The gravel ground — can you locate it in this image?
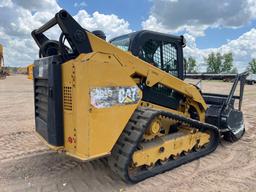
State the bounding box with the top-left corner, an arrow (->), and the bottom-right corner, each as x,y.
0,75 -> 255,192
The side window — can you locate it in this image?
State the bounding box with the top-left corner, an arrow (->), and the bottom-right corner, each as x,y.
110,35 -> 130,51
162,43 -> 178,76
138,39 -> 161,67
138,39 -> 178,77
153,47 -> 161,68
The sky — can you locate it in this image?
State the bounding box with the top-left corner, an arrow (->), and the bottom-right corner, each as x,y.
0,0 -> 256,72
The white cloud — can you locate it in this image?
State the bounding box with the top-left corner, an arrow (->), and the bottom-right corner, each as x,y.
0,0 -> 61,66
142,15 -> 208,37
74,10 -> 132,40
143,0 -> 256,72
143,0 -> 256,37
184,28 -> 256,72
0,0 -> 132,67
12,0 -> 60,12
0,0 -> 13,8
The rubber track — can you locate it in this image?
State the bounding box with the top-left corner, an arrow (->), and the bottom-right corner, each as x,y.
108,107 -> 220,183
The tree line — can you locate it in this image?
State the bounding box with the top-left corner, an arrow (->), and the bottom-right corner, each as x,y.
185,52 -> 256,74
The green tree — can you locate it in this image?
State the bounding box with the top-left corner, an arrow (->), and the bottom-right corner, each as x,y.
216,53 -> 222,73
222,52 -> 233,73
207,52 -> 222,73
248,59 -> 256,74
230,67 -> 238,74
186,56 -> 197,73
206,52 -> 234,73
206,52 -> 215,73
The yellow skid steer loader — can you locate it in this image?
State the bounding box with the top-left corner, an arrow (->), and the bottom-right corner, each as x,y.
31,10 -> 248,183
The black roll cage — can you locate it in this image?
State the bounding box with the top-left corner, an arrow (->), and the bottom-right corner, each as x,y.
110,31 -> 186,80
31,9 -> 92,59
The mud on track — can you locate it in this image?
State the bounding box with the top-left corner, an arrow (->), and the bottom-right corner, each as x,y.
0,75 -> 256,192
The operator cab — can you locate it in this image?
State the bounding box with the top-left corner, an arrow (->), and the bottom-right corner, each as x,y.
110,30 -> 186,80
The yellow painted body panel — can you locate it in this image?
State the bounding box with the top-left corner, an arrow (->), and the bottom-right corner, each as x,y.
27,64 -> 34,80
62,53 -> 141,160
0,44 -> 3,56
133,129 -> 210,166
0,44 -> 3,59
0,44 -> 3,68
86,32 -> 207,111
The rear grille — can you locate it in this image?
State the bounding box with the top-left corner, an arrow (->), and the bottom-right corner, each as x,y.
33,55 -> 64,146
63,86 -> 72,111
35,79 -> 48,122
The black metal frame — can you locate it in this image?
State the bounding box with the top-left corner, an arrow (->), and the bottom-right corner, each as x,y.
225,71 -> 248,111
31,9 -> 92,59
204,71 -> 248,111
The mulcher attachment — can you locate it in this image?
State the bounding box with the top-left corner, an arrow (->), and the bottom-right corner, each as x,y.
204,71 -> 249,142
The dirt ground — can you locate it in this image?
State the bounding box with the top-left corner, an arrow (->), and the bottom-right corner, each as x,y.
0,75 -> 256,192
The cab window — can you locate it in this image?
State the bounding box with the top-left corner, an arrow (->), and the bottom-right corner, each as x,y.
162,42 -> 178,77
110,35 -> 130,51
138,39 -> 178,77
